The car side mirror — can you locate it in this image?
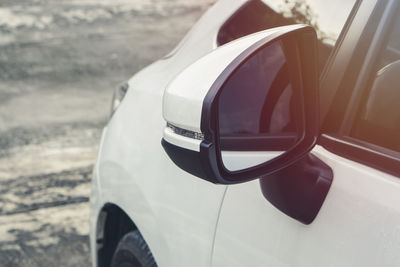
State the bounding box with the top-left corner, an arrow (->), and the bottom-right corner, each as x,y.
162,25 -> 319,184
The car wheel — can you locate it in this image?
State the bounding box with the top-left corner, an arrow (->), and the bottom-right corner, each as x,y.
110,230 -> 157,267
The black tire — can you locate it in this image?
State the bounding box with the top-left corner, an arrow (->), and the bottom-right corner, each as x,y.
110,230 -> 157,267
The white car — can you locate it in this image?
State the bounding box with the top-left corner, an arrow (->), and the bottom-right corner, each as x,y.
90,0 -> 400,266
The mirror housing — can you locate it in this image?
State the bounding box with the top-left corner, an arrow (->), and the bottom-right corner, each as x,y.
162,25 -> 319,184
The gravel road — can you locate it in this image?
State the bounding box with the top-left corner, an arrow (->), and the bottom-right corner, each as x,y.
0,0 -> 215,265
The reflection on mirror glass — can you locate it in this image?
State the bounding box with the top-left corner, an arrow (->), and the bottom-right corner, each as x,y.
350,14 -> 400,152
218,40 -> 304,172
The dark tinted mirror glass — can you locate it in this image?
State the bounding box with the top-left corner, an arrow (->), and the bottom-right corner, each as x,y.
218,39 -> 304,172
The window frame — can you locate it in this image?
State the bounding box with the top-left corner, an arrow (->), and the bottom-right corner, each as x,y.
320,0 -> 400,177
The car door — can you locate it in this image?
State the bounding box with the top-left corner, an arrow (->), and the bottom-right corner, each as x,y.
211,0 -> 400,266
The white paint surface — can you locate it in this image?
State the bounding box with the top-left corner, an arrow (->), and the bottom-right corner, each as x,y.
212,145 -> 400,267
221,151 -> 283,171
91,0 -> 400,267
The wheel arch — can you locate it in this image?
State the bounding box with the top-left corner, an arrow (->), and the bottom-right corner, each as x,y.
95,203 -> 138,267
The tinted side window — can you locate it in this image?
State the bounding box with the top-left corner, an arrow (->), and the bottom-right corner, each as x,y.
217,0 -> 290,46
350,16 -> 400,152
217,0 -> 356,72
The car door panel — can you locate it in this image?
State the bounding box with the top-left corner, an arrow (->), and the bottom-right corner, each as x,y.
211,145 -> 400,267
211,0 -> 400,266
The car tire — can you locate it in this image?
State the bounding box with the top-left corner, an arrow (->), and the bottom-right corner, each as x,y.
110,230 -> 157,267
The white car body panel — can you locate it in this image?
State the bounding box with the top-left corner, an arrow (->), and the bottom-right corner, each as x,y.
90,0 -> 400,266
90,0 -> 249,266
212,145 -> 400,267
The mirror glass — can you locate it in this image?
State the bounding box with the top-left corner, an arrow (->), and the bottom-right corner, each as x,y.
218,39 -> 304,172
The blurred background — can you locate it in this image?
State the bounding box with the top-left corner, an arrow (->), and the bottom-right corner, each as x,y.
0,0 -> 215,265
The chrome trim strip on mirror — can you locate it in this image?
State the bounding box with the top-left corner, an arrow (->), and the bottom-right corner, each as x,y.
167,123 -> 205,140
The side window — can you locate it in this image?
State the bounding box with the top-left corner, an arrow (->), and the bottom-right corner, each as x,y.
350,15 -> 400,152
217,0 -> 357,72
217,0 -> 290,46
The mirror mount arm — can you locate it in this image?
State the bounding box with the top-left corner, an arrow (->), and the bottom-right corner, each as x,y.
260,153 -> 333,224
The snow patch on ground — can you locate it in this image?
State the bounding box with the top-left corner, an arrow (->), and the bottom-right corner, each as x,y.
0,8 -> 53,30
0,0 -> 216,32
